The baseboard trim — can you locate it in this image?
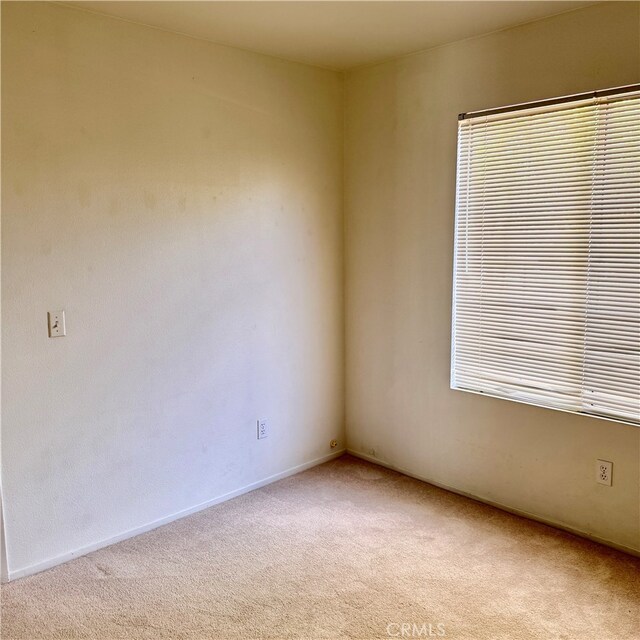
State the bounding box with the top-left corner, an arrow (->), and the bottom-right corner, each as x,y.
7,449 -> 345,582
347,449 -> 640,558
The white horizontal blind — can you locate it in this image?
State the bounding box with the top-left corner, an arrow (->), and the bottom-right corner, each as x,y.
452,87 -> 640,425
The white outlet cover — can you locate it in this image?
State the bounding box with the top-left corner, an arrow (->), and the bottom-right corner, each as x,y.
257,420 -> 268,440
596,459 -> 612,486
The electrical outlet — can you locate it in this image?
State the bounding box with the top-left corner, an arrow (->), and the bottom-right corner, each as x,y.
257,420 -> 268,440
48,310 -> 66,337
596,459 -> 612,486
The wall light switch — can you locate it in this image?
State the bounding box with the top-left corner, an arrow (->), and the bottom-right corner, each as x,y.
48,310 -> 66,337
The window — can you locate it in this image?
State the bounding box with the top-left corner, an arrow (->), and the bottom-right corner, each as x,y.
451,85 -> 640,425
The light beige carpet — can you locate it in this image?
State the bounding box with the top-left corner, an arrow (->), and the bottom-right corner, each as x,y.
2,455 -> 639,639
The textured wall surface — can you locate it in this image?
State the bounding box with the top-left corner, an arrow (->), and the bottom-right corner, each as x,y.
2,0 -> 639,580
345,2 -> 640,551
1,1 -> 344,575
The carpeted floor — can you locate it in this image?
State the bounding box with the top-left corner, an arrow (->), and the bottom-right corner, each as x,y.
2,455 -> 639,639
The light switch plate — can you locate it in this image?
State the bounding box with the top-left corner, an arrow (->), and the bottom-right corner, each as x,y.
48,310 -> 66,337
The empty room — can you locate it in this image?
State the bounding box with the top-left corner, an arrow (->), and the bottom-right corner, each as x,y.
1,1 -> 639,638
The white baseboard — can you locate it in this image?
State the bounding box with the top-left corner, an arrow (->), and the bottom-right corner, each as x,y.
347,448 -> 640,558
1,493 -> 9,583
7,449 -> 345,582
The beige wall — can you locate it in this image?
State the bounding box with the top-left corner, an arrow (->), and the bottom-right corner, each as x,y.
345,2 -> 640,552
1,2 -> 344,576
2,0 -> 639,580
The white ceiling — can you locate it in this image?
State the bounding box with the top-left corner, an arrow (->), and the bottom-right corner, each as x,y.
65,1 -> 597,70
